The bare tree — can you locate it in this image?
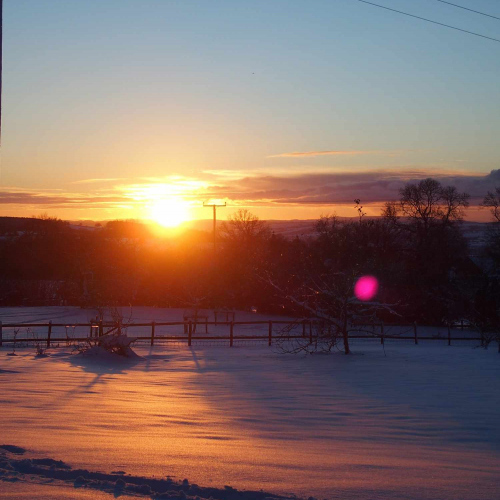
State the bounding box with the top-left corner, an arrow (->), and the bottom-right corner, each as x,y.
218,209 -> 272,309
481,187 -> 500,269
441,185 -> 470,224
382,179 -> 470,322
75,306 -> 137,358
381,201 -> 399,223
398,178 -> 469,227
219,209 -> 270,245
265,210 -> 400,355
108,305 -> 134,334
266,270 -> 398,355
483,187 -> 500,222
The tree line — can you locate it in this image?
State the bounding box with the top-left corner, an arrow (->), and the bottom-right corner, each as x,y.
0,178 -> 500,342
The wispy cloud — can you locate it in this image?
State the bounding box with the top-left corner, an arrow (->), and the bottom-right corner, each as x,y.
201,169 -> 259,180
196,168 -> 500,206
267,150 -> 406,158
72,177 -> 130,184
2,168 -> 498,217
0,189 -> 130,209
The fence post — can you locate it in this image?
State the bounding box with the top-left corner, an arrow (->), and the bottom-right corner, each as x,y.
413,321 -> 418,345
268,321 -> 272,347
188,321 -> 192,347
380,323 -> 384,345
98,320 -> 103,337
309,321 -> 313,344
151,321 -> 155,347
0,321 -> 2,348
447,323 -> 451,346
230,322 -> 234,347
47,321 -> 52,349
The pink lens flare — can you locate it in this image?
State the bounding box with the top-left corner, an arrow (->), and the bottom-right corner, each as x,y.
354,275 -> 379,301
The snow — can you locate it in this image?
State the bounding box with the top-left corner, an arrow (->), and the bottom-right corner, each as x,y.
0,306 -> 295,343
0,306 -> 281,325
0,445 -> 285,500
0,306 -> 481,344
0,307 -> 499,499
0,482 -> 139,500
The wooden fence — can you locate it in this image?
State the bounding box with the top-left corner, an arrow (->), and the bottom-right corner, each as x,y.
0,319 -> 486,349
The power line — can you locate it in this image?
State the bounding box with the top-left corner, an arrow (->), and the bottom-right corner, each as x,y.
355,0 -> 500,43
435,1 -> 500,21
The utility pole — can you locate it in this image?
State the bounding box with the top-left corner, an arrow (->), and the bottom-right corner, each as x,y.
203,201 -> 226,253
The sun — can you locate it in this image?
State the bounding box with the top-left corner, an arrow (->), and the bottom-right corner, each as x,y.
149,198 -> 190,228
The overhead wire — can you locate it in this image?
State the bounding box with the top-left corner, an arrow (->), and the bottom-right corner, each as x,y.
435,1 -> 500,21
355,0 -> 500,43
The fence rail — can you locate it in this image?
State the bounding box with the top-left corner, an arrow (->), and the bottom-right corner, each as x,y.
0,319 -> 487,348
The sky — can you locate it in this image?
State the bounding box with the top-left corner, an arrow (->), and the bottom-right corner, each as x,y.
1,0 -> 500,223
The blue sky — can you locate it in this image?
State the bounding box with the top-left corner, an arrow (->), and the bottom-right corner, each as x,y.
2,0 -> 500,221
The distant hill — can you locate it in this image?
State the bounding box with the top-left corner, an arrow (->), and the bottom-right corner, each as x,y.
183,218 -> 319,238
182,218 -> 491,257
0,216 -> 69,234
0,216 -> 491,255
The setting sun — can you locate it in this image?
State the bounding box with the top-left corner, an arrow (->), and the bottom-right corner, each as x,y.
149,198 -> 190,227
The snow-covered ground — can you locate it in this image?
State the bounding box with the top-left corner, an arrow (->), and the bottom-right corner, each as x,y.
0,306 -> 480,343
0,306 -> 279,326
1,308 -> 499,499
0,306 -> 298,342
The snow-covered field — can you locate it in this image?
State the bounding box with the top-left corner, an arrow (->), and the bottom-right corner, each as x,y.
0,306 -> 298,342
1,307 -> 499,499
0,306 -> 480,343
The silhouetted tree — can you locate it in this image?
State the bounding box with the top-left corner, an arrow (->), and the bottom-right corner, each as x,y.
480,186 -> 500,271
382,179 -> 471,322
217,210 -> 271,309
264,208 -> 400,353
219,209 -> 271,246
483,187 -> 500,222
398,178 -> 469,229
471,278 -> 500,350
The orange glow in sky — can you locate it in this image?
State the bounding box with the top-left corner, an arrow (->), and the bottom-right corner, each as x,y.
1,1 -> 499,224
149,198 -> 191,227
